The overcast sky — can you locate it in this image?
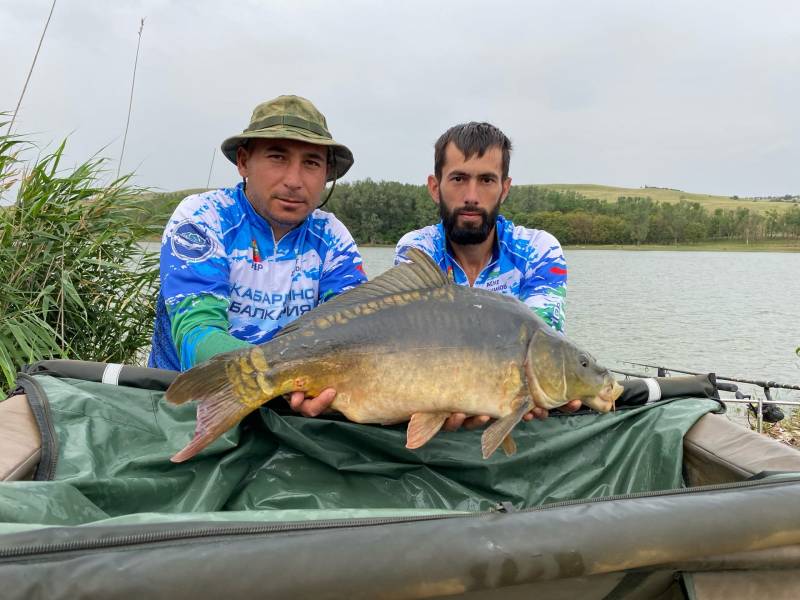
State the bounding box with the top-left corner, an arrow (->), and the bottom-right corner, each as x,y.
2,0 -> 799,197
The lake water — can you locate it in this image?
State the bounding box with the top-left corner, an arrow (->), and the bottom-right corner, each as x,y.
360,246 -> 800,405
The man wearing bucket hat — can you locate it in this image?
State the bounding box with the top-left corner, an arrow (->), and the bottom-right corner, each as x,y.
149,95 -> 366,415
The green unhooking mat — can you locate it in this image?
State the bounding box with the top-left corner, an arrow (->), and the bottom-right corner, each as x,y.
0,370 -> 722,527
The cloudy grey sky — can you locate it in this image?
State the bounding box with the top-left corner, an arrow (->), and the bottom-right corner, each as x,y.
2,0 -> 799,197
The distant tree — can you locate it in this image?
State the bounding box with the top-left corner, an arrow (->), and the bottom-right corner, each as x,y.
589,214 -> 624,244
523,211 -> 574,244
765,209 -> 781,239
617,197 -> 653,245
564,211 -> 593,244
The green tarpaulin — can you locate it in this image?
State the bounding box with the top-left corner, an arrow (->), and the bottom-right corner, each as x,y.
0,372 -> 721,527
4,368 -> 800,600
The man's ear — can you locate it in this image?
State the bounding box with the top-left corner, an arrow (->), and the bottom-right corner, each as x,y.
236,145 -> 250,178
500,177 -> 512,203
427,175 -> 440,204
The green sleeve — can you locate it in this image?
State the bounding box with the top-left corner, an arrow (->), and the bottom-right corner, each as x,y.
167,294 -> 252,370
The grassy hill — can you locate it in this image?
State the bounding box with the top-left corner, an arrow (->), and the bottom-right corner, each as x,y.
536,184 -> 796,213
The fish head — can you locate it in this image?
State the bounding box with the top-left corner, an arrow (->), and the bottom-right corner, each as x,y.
525,328 -> 623,413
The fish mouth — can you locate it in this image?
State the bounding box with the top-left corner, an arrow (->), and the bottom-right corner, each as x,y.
586,380 -> 624,413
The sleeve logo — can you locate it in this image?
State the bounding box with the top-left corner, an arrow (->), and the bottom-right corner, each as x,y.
171,220 -> 215,262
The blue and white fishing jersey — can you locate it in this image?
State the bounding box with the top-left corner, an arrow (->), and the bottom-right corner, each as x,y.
149,183 -> 367,371
395,215 -> 567,332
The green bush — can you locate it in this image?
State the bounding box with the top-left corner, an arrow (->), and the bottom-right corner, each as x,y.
0,124 -> 165,389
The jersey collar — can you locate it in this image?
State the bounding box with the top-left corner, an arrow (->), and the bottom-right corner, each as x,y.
437,216 -> 504,285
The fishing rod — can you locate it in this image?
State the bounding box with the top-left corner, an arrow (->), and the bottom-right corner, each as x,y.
622,362 -> 800,392
616,361 -> 800,431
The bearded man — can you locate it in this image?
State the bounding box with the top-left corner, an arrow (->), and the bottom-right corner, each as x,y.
395,122 -> 576,429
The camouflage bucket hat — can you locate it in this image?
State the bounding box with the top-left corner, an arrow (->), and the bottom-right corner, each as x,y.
221,95 -> 354,182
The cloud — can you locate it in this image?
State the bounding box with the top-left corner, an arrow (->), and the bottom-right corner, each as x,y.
2,0 -> 798,196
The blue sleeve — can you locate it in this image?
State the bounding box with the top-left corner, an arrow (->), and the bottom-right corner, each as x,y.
161,196 -> 231,306
318,221 -> 368,302
394,239 -> 413,265
394,229 -> 439,266
519,235 -> 567,332
168,294 -> 252,370
159,194 -> 235,363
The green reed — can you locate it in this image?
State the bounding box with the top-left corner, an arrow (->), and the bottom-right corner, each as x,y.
0,123 -> 167,388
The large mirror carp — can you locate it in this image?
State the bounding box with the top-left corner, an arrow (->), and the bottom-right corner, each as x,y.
168,249 -> 622,462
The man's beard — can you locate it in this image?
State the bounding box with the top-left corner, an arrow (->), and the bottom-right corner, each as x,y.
439,193 -> 501,245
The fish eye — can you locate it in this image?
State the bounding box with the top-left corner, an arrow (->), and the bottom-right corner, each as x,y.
579,354 -> 589,368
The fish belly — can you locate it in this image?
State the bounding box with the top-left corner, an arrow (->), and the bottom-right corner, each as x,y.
324,347 -> 527,424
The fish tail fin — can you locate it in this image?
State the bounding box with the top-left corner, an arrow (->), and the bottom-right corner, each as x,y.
166,354 -> 233,406
481,396 -> 534,459
167,351 -> 270,463
170,393 -> 256,463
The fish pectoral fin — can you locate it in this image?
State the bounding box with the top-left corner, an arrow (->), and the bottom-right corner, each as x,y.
481,397 -> 533,459
406,412 -> 450,450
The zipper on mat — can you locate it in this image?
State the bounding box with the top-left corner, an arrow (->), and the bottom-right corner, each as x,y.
15,373 -> 58,481
2,474 -> 798,560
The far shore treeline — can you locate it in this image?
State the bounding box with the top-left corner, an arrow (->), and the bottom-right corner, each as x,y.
149,181 -> 800,247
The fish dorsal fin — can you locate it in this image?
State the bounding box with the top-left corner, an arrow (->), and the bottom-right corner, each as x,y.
274,248 -> 450,338
349,247 -> 449,296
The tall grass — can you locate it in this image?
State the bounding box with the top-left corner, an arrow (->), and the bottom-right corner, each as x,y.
0,123 -> 166,389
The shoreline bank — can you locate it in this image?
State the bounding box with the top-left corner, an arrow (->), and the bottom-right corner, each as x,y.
140,240 -> 800,252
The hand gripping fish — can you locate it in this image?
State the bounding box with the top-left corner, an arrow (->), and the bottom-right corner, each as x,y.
167,249 -> 623,462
